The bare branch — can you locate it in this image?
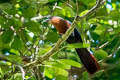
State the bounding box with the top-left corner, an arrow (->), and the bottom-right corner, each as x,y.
17,65 -> 26,80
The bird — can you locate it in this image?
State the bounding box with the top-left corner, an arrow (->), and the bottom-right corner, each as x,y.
47,16 -> 100,74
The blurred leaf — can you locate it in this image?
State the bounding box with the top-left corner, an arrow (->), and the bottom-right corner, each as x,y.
24,0 -> 36,4
14,19 -> 22,30
82,72 -> 90,80
44,66 -> 68,79
11,35 -> 24,51
44,66 -> 54,79
79,10 -> 88,16
94,49 -> 108,60
82,21 -> 90,29
0,3 -> 12,10
45,61 -> 71,69
115,49 -> 120,59
20,29 -> 32,43
25,21 -> 42,35
39,6 -> 50,15
7,55 -> 22,64
0,61 -> 11,74
9,49 -> 20,55
14,73 -> 22,80
46,31 -> 59,42
96,7 -> 108,17
22,6 -> 37,18
39,45 -> 52,55
90,31 -> 100,40
109,10 -> 120,20
81,0 -> 96,5
94,25 -> 106,35
66,43 -> 90,49
59,59 -> 81,68
56,75 -> 68,80
1,29 -> 14,43
8,19 -> 22,30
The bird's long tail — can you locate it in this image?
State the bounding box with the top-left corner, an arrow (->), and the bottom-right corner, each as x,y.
75,48 -> 100,74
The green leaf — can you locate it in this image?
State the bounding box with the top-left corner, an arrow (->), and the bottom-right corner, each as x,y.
90,31 -> 100,40
6,55 -> 22,64
44,66 -> 54,79
0,17 -> 7,28
39,45 -> 52,55
96,7 -> 108,17
94,25 -> 106,36
24,0 -> 36,4
7,19 -> 22,30
0,3 -> 12,10
81,0 -> 96,5
37,0 -> 49,4
46,31 -> 59,42
109,10 -> 120,20
82,22 -> 90,29
45,60 -> 71,69
59,59 -> 81,68
25,21 -> 42,35
11,35 -> 24,51
39,6 -> 50,15
66,43 -> 90,49
20,29 -> 32,43
44,66 -> 68,79
79,10 -> 89,16
22,6 -> 37,18
0,61 -> 11,74
1,29 -> 14,43
14,73 -> 22,80
14,19 -> 22,30
9,49 -> 20,55
94,49 -> 108,60
56,75 -> 68,80
82,72 -> 90,80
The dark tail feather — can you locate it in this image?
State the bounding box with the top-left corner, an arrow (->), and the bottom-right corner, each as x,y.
75,48 -> 100,74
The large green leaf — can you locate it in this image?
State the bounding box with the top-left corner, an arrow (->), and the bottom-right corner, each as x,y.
25,21 -> 42,35
1,29 -> 14,43
109,10 -> 120,20
20,29 -> 32,43
6,55 -> 22,64
46,31 -> 59,42
0,3 -> 12,10
44,66 -> 68,79
94,25 -> 106,36
22,6 -> 37,18
45,60 -> 71,69
11,35 -> 24,51
59,59 -> 81,68
94,49 -> 108,60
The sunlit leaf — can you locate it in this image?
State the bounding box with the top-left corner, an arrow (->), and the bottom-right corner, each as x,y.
59,59 -> 81,68
66,43 -> 90,49
94,49 -> 108,60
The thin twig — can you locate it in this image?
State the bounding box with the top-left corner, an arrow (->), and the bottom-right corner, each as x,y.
17,65 -> 25,80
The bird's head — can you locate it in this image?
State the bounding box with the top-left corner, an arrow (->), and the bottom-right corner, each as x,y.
45,16 -> 71,34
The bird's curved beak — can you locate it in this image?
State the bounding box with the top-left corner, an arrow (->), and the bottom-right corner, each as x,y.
43,15 -> 52,23
43,19 -> 51,23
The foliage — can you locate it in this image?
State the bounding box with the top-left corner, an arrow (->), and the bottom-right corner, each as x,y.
0,0 -> 120,80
